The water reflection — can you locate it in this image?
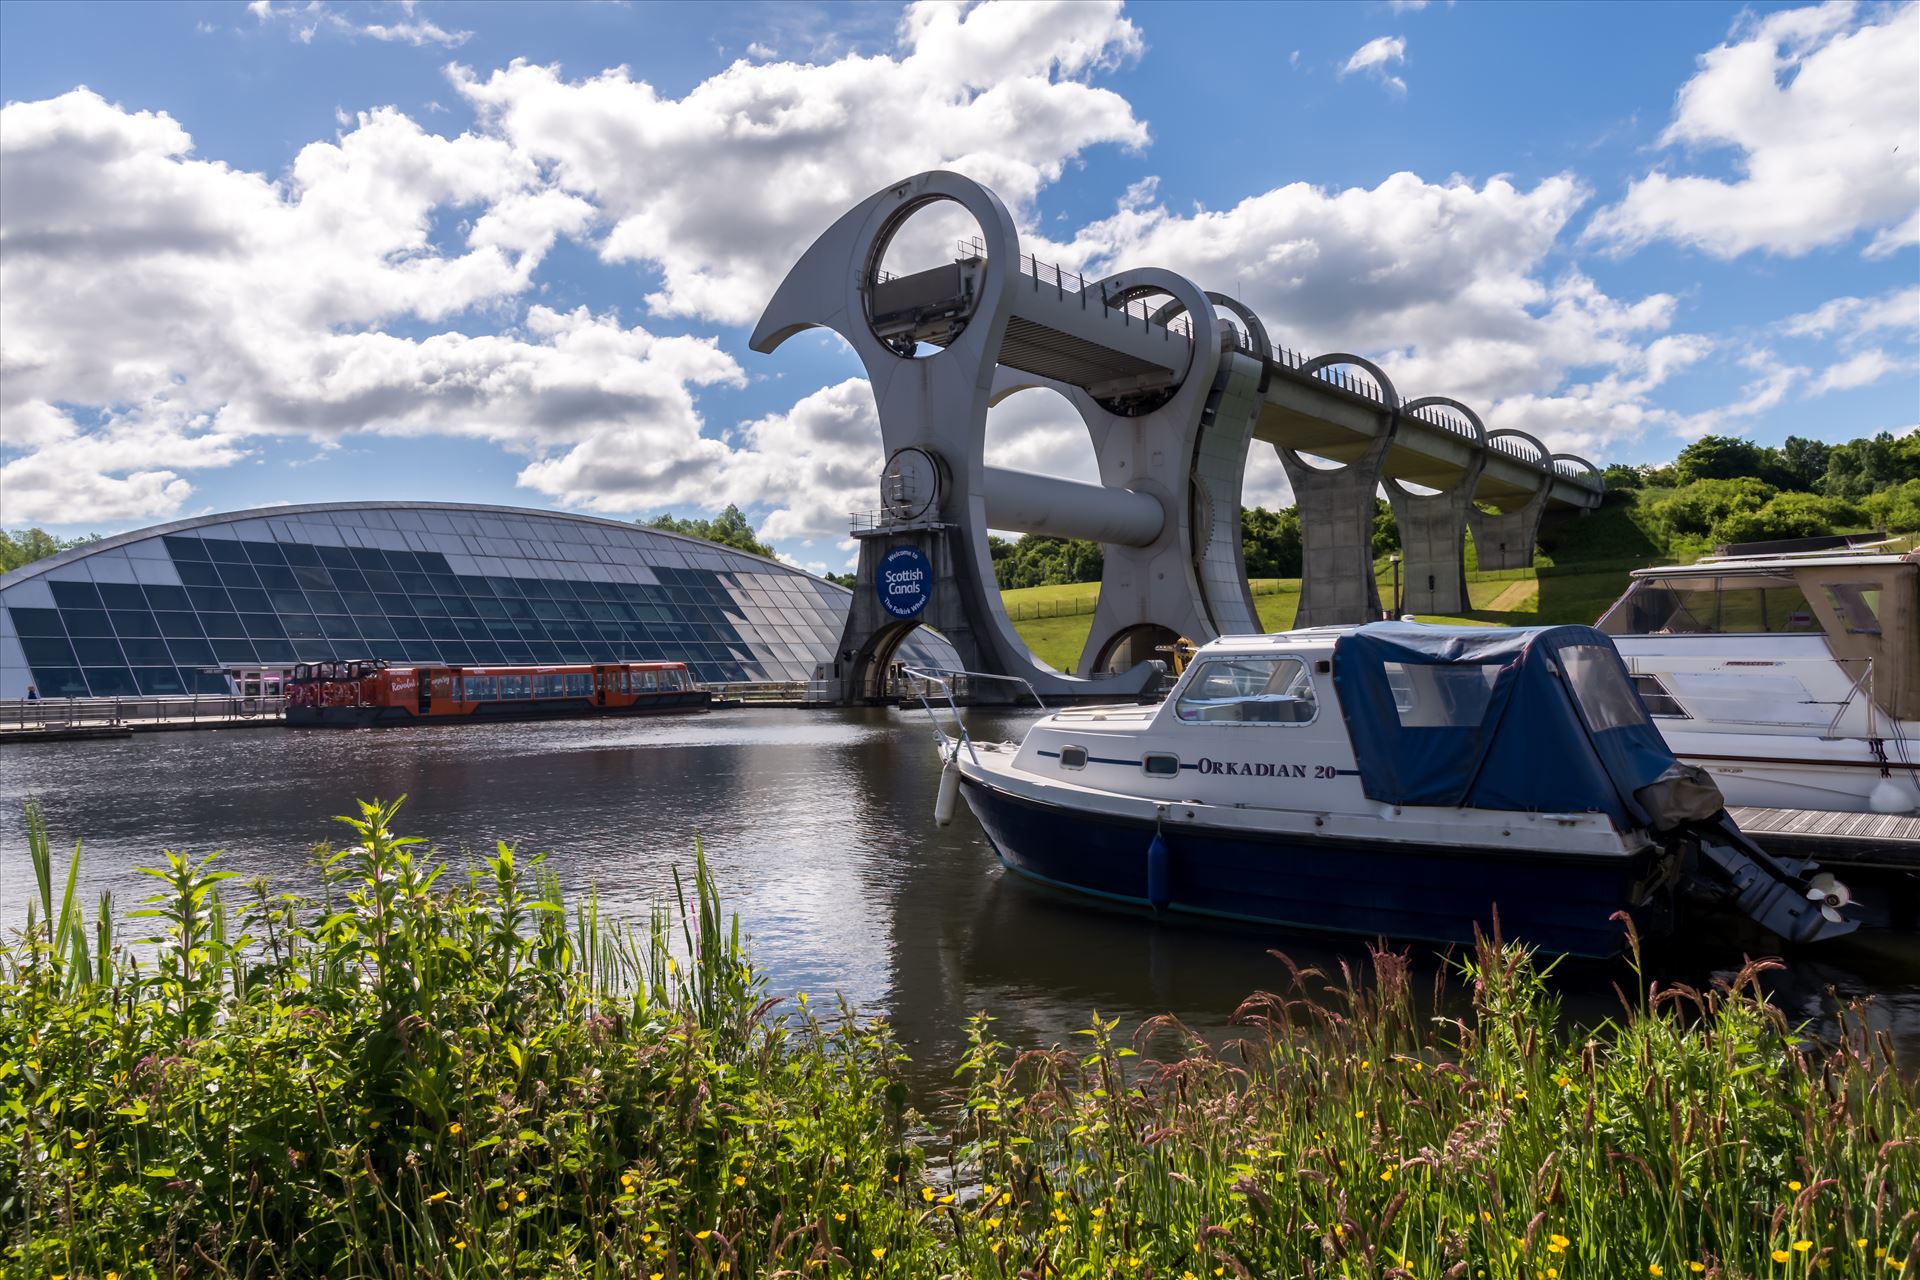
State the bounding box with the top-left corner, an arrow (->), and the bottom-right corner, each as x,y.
2,708 -> 1915,1091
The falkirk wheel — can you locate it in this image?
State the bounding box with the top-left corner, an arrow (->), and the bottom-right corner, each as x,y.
750,171 -> 1602,704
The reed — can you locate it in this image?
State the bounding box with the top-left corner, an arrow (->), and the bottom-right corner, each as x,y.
3,803 -> 1915,1278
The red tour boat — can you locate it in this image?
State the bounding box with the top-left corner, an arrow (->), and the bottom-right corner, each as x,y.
284,659 -> 710,727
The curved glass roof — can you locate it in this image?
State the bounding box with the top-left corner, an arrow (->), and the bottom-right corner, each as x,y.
0,502 -> 957,698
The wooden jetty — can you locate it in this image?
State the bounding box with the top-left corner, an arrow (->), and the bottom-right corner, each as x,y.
1729,805 -> 1920,870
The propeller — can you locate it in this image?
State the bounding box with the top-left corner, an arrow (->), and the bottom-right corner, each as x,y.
1805,872 -> 1854,924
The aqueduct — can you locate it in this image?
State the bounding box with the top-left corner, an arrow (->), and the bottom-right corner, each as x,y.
750,172 -> 1603,703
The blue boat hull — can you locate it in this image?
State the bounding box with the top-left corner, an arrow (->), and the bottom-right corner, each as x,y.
960,778 -> 1657,957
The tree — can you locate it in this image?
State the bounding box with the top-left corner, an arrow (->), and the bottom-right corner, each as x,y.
1777,436 -> 1832,491
1653,477 -> 1778,536
1710,492 -> 1862,545
1601,464 -> 1644,491
823,571 -> 857,588
643,504 -> 777,559
1240,506 -> 1302,578
987,535 -> 1103,588
1821,431 -> 1920,500
1673,435 -> 1794,488
1,528 -> 97,573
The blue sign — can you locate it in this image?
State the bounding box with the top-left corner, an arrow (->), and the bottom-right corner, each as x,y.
877,546 -> 932,619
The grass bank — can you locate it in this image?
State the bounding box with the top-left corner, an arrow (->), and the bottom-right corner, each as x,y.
6,802 -> 1916,1278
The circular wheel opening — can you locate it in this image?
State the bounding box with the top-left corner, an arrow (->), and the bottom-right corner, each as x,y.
864,198 -> 989,359
1095,623 -> 1183,675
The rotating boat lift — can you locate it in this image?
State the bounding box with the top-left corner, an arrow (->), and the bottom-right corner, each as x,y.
751,172 -> 1604,704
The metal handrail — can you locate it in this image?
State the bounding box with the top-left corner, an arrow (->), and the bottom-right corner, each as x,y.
900,665 -> 1046,768
2,694 -> 285,731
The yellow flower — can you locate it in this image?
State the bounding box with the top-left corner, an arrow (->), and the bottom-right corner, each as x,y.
652,1273 -> 664,1280
1549,1234 -> 1570,1253
428,1191 -> 449,1203
515,1190 -> 526,1204
1793,1242 -> 1811,1253
496,1199 -> 508,1211
454,1241 -> 466,1251
1788,1180 -> 1803,1192
1546,1270 -> 1558,1280
72,1139 -> 88,1150
921,1186 -> 935,1203
1774,1251 -> 1793,1263
733,1175 -> 746,1187
834,1212 -> 846,1222
696,1230 -> 712,1240
986,1217 -> 1001,1229
1554,1075 -> 1571,1088
1689,1266 -> 1705,1274
998,1193 -> 1012,1207
839,1182 -> 851,1193
107,1274 -> 118,1280
871,1247 -> 887,1260
1857,1241 -> 1869,1249
1650,1267 -> 1664,1277
1380,1168 -> 1394,1182
448,1122 -> 462,1135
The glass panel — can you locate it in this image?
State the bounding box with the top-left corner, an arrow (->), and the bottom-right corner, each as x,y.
280,614 -> 323,639
198,611 -> 245,637
27,667 -> 89,696
1380,661 -> 1502,728
133,667 -> 188,695
1558,644 -> 1649,732
9,607 -> 67,636
25,637 -> 86,666
279,542 -> 323,566
242,540 -> 286,564
241,614 -> 288,639
293,640 -> 336,661
363,569 -> 402,595
204,539 -> 250,564
162,534 -> 209,561
349,547 -> 390,571
175,560 -> 224,587
188,669 -> 235,693
118,637 -> 173,665
354,615 -> 397,640
212,639 -> 259,663
214,561 -> 262,590
255,564 -> 301,591
1825,583 -> 1883,635
267,589 -> 312,614
143,584 -> 192,611
49,581 -> 103,610
166,638 -> 216,665
82,667 -> 139,695
108,610 -> 162,637
340,590 -> 380,614
320,616 -> 361,641
293,564 -> 333,592
1175,657 -> 1318,724
96,582 -> 149,610
252,639 -> 297,662
225,588 -> 272,614
317,546 -> 359,570
304,590 -> 347,615
184,586 -> 233,613
77,640 -> 130,668
328,569 -> 370,595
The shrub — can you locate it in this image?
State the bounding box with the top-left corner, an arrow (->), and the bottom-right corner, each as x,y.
1710,491 -> 1864,545
1652,477 -> 1778,536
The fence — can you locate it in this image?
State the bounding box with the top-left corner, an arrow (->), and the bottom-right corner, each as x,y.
1,694 -> 286,733
999,579 -> 1301,622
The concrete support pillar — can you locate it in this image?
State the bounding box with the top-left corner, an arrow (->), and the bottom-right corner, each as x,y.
1276,354 -> 1400,628
1387,484 -> 1477,615
1467,481 -> 1550,572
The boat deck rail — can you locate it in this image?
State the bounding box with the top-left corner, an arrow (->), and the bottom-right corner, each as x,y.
902,666 -> 1046,766
1,694 -> 285,732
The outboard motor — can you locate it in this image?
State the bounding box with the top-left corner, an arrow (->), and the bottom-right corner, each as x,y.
1638,763 -> 1857,943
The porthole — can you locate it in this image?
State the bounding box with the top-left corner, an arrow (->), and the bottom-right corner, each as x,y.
1143,753 -> 1180,777
1059,745 -> 1089,770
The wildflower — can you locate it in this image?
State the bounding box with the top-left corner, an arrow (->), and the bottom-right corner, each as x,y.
1381,1168 -> 1394,1182
835,1212 -> 846,1222
999,1193 -> 1012,1207
428,1191 -> 449,1203
839,1182 -> 851,1193
72,1139 -> 88,1150
1650,1268 -> 1663,1277
1788,1180 -> 1803,1193
1689,1266 -> 1704,1274
922,1186 -> 935,1203
448,1122 -> 462,1135
1793,1242 -> 1811,1253
496,1199 -> 508,1211
651,1274 -> 664,1280
1554,1075 -> 1571,1088
1857,1241 -> 1869,1249
696,1230 -> 712,1240
987,1217 -> 1001,1229
515,1190 -> 526,1203
871,1247 -> 886,1260
733,1175 -> 746,1187
1774,1251 -> 1792,1263
454,1242 -> 466,1251
1549,1234 -> 1570,1254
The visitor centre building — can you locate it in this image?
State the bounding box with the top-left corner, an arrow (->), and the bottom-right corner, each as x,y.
0,502 -> 957,700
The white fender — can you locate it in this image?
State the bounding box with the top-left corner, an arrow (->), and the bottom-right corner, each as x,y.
934,754 -> 961,827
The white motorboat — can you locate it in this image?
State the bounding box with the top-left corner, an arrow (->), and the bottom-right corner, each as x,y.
1596,547 -> 1919,814
920,623 -> 1856,958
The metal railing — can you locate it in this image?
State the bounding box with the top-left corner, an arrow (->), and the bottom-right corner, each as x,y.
901,665 -> 1047,766
954,237 -> 1195,341
1,694 -> 286,732
709,680 -> 833,704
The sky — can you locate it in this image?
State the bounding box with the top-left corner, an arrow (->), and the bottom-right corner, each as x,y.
0,0 -> 1915,575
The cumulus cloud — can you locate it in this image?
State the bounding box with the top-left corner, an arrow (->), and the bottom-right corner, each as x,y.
0,3 -> 1147,526
1781,284 -> 1920,345
450,0 -> 1146,323
1586,2 -> 1920,258
1339,35 -> 1407,93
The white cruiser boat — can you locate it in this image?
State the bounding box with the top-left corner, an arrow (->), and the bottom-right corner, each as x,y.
1596,548 -> 1919,815
923,623 -> 1854,958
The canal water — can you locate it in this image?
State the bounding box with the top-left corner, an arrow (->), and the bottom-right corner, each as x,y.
3,708 -> 1918,1089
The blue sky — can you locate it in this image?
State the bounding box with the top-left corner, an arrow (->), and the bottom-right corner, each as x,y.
1,0 -> 1914,572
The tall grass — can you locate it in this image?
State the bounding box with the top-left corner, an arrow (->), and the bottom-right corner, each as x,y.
4,803 -> 1915,1278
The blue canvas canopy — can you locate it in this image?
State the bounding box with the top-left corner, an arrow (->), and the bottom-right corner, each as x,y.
1331,623 -> 1688,829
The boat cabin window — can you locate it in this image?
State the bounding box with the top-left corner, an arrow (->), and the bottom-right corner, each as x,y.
1383,661 -> 1500,728
1596,574 -> 1819,635
1824,583 -> 1882,635
1142,753 -> 1180,776
1058,745 -> 1088,770
1175,656 -> 1317,724
1556,644 -> 1649,732
1629,672 -> 1688,718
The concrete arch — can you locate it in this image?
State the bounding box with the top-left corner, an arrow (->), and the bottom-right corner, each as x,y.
1468,429 -> 1555,572
1552,453 -> 1604,492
